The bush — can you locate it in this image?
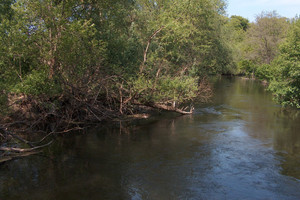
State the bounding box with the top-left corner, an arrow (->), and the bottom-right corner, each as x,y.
13,69 -> 61,96
255,64 -> 273,81
269,80 -> 300,108
132,75 -> 199,104
267,18 -> 300,108
238,59 -> 256,77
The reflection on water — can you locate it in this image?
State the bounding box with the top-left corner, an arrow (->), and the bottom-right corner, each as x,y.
1,77 -> 300,199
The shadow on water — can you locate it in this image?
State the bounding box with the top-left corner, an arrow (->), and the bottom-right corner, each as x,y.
1,76 -> 300,200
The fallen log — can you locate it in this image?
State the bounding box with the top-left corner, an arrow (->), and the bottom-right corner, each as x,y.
149,103 -> 194,114
0,140 -> 53,153
132,100 -> 194,115
0,151 -> 41,164
0,126 -> 34,147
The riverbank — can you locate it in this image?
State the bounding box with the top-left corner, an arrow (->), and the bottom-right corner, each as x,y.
0,75 -> 274,163
1,76 -> 300,199
0,93 -> 197,164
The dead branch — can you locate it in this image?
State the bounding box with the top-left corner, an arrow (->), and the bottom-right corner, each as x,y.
0,140 -> 53,153
150,103 -> 194,114
30,131 -> 54,144
140,26 -> 165,73
0,126 -> 34,147
0,151 -> 41,164
132,101 -> 193,115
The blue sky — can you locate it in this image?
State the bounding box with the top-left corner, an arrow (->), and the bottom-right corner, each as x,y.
226,0 -> 300,22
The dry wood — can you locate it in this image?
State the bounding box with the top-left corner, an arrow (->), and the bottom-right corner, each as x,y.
0,151 -> 41,164
132,101 -> 194,115
0,140 -> 53,153
140,26 -> 165,73
0,126 -> 34,147
150,103 -> 194,114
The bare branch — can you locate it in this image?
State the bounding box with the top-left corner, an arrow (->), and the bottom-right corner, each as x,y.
140,26 -> 165,73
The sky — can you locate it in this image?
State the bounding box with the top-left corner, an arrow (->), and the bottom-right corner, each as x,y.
226,0 -> 300,22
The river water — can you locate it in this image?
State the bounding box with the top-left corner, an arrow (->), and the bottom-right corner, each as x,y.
1,76 -> 300,199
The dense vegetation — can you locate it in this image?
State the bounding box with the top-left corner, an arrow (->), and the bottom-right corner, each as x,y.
0,0 -> 299,136
0,0 -> 232,134
227,12 -> 299,108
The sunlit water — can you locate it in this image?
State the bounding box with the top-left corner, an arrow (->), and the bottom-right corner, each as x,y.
1,77 -> 300,199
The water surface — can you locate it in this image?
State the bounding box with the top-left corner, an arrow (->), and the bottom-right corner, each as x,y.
1,77 -> 300,199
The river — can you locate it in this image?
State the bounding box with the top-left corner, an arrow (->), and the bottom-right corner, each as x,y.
1,76 -> 300,199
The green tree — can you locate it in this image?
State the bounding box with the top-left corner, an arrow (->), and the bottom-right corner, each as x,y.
269,18 -> 300,108
2,0 -> 108,94
0,0 -> 14,21
245,11 -> 289,64
230,15 -> 249,31
225,15 -> 250,74
124,0 -> 227,109
0,0 -> 232,127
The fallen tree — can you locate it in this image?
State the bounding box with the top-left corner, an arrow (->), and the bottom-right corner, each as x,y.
148,103 -> 194,114
0,73 -> 212,163
0,125 -> 53,164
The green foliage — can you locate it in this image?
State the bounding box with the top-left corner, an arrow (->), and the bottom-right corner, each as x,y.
224,15 -> 250,74
233,12 -> 289,79
255,64 -> 273,81
233,12 -> 300,108
13,69 -> 61,96
234,13 -> 299,108
1,0 -> 298,117
0,0 -> 238,113
269,80 -> 300,108
69,0 -> 142,77
132,75 -> 198,104
238,59 -> 256,77
230,15 -> 250,31
155,76 -> 198,102
0,0 -> 14,21
268,18 -> 300,108
135,0 -> 232,76
244,11 -> 289,65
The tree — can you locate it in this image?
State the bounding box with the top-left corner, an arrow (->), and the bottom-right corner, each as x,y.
245,11 -> 289,64
0,0 -> 14,21
225,15 -> 250,74
0,0 -> 232,134
230,15 -> 249,32
1,0 -> 109,94
268,18 -> 300,108
122,0 -> 228,110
